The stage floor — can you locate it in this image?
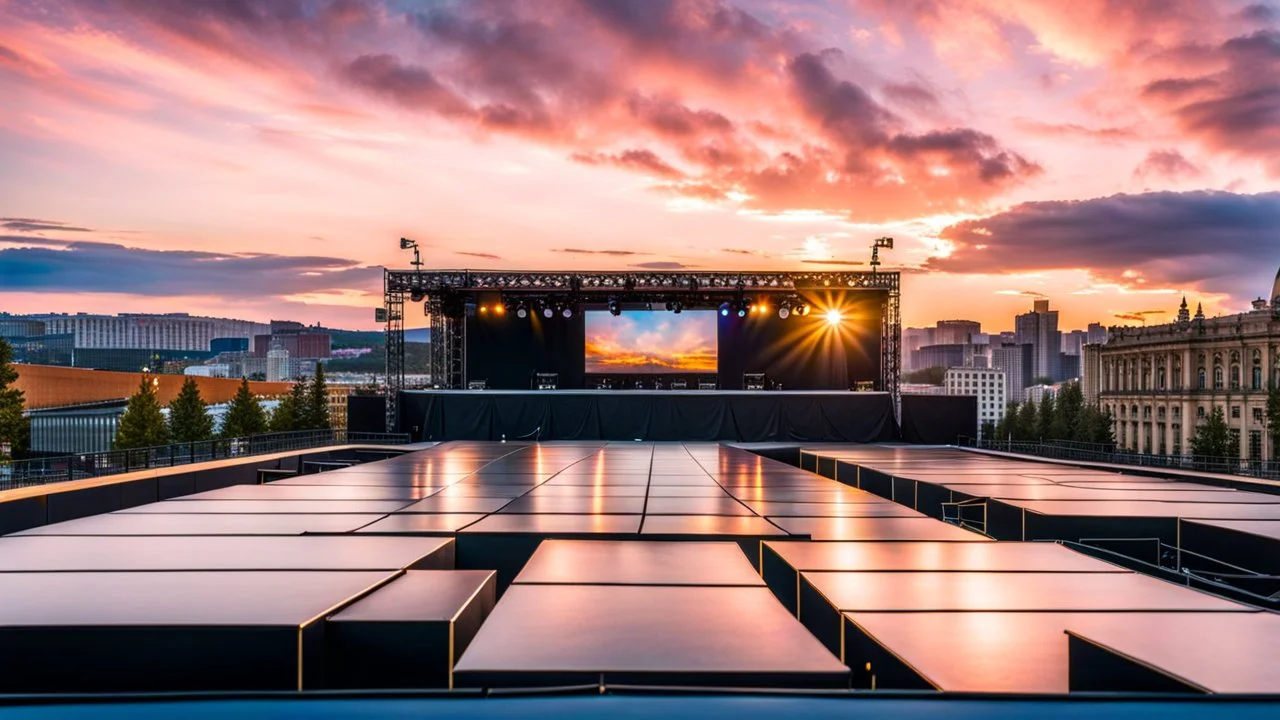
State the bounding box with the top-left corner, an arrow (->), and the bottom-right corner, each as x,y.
3,442 -> 1278,696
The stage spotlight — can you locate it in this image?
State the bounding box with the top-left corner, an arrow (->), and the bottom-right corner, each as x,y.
778,304 -> 791,319
664,301 -> 674,311
737,298 -> 753,318
516,303 -> 528,319
543,306 -> 554,319
795,303 -> 810,317
493,303 -> 505,316
608,297 -> 621,316
479,304 -> 489,314
825,309 -> 843,325
719,302 -> 731,317
562,306 -> 574,319
673,301 -> 682,314
409,290 -> 425,303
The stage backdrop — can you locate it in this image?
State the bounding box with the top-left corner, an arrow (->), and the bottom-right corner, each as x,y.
463,289 -> 884,391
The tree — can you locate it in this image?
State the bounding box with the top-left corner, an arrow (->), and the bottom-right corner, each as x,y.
115,376 -> 169,449
1074,404 -> 1116,447
994,403 -> 1017,442
167,377 -> 214,443
1014,401 -> 1037,442
1050,382 -> 1084,440
1190,407 -> 1231,460
1035,394 -> 1056,440
301,363 -> 332,431
980,420 -> 996,441
903,366 -> 947,385
0,338 -> 30,461
220,378 -> 268,438
269,381 -> 306,432
1268,385 -> 1280,458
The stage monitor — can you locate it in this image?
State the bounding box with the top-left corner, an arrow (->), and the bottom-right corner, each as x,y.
585,310 -> 717,374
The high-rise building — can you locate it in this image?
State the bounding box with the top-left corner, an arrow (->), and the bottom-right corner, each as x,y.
266,344 -> 290,383
991,343 -> 1032,405
902,327 -> 936,371
1062,330 -> 1088,356
944,367 -> 1006,436
934,320 -> 981,345
1087,322 -> 1108,345
253,331 -> 332,359
1015,300 -> 1062,382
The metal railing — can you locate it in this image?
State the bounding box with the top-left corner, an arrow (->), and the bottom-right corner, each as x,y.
0,430 -> 411,490
959,436 -> 1280,482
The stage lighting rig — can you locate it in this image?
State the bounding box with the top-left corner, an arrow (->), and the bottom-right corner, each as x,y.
515,302 -> 528,319
542,306 -> 554,319
608,296 -> 621,316
778,301 -> 792,319
869,236 -> 894,272
719,302 -> 731,317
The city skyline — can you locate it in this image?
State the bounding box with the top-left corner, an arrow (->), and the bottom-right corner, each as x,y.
2,0 -> 1279,330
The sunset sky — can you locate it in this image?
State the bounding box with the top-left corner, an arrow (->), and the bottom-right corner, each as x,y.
1,0 -> 1278,332
585,310 -> 717,373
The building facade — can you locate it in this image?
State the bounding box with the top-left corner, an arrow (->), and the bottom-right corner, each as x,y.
945,367 -> 1006,436
991,343 -> 1032,404
27,313 -> 270,352
1099,282 -> 1280,461
1015,299 -> 1062,382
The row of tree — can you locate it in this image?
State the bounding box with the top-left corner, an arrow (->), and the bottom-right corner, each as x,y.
984,382 -> 1117,446
114,365 -> 332,450
0,339 -> 30,462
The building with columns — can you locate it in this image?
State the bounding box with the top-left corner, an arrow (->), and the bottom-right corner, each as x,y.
1098,270 -> 1280,461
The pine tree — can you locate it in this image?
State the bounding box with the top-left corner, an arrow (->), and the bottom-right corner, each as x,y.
167,377 -> 214,443
0,338 -> 30,461
1190,407 -> 1231,460
1035,394 -> 1056,440
269,381 -> 306,432
302,363 -> 331,431
1050,382 -> 1084,440
1014,400 -> 1037,441
220,378 -> 268,438
115,376 -> 169,449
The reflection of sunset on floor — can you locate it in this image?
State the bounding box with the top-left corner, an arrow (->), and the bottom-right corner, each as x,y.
586,311 -> 717,373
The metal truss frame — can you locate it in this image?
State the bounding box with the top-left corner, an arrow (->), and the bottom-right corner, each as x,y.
384,268 -> 902,430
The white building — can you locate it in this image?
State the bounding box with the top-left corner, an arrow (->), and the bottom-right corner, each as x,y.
27,313 -> 270,351
266,344 -> 290,383
944,367 -> 1007,436
184,364 -> 231,378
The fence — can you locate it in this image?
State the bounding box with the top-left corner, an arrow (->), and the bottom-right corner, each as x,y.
0,430 -> 411,490
959,436 -> 1280,482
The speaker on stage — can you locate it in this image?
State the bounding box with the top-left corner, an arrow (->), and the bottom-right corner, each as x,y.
467,380 -> 488,390
534,372 -> 559,390
670,379 -> 688,390
698,379 -> 718,390
743,372 -> 767,391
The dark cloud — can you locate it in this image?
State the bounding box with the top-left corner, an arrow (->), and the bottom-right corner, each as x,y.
341,54 -> 470,116
630,261 -> 694,269
570,149 -> 684,178
881,81 -> 938,110
0,239 -> 380,297
1141,77 -> 1219,99
554,248 -> 649,256
930,191 -> 1280,302
800,259 -> 866,266
1148,31 -> 1280,174
1133,149 -> 1202,180
455,251 -> 502,260
1240,4 -> 1277,23
0,218 -> 93,233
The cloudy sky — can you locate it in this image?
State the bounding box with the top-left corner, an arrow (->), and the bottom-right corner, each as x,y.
1,0 -> 1278,332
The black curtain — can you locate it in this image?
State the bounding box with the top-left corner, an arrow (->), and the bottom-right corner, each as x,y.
899,395 -> 977,444
402,391 -> 897,443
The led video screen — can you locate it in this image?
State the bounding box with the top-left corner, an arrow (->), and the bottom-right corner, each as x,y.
585,311 -> 717,374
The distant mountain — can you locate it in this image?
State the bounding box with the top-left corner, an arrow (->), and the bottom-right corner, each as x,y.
404,328 -> 431,343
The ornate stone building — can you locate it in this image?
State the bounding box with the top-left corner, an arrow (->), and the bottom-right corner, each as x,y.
1097,269 -> 1280,461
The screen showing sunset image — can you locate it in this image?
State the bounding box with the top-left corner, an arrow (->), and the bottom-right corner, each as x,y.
585,311 -> 718,374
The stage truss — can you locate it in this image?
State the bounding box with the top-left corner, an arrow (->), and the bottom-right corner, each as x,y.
383,269 -> 901,431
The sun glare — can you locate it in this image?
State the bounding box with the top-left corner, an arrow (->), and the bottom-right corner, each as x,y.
825,309 -> 844,325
